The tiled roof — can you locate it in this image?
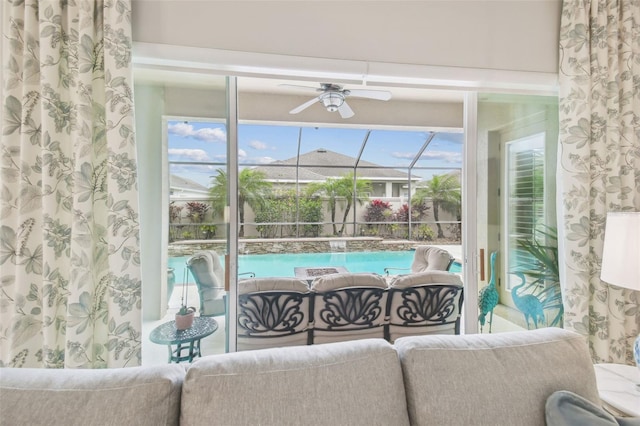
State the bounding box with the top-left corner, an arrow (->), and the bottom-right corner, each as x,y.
170,175 -> 209,192
255,149 -> 417,181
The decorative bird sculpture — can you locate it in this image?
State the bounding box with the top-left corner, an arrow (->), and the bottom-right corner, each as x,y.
478,251 -> 499,333
511,272 -> 546,329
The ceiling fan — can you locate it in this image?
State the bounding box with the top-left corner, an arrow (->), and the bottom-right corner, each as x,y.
280,83 -> 392,119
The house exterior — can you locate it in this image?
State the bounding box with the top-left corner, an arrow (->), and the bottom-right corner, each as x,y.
170,175 -> 210,199
253,148 -> 421,198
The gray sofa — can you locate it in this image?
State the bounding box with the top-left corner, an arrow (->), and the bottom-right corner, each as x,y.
0,328 -> 601,426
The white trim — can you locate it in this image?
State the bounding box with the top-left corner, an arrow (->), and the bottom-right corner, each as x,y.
226,76 -> 239,353
133,42 -> 558,95
462,92 -> 479,334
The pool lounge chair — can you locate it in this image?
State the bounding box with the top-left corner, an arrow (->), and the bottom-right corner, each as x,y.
384,245 -> 455,275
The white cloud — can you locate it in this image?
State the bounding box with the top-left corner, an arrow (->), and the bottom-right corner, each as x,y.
248,140 -> 268,150
391,152 -> 416,160
256,156 -> 275,164
168,148 -> 209,162
390,150 -> 462,164
239,149 -> 247,159
168,122 -> 226,142
420,151 -> 463,163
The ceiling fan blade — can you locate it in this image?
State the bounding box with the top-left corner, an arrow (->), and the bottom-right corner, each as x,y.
338,101 -> 355,119
289,96 -> 321,114
347,89 -> 392,101
279,83 -> 321,92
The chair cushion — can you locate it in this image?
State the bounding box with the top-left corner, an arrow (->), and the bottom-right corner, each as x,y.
0,364 -> 185,426
310,272 -> 388,291
187,251 -> 224,288
239,277 -> 310,294
411,246 -> 453,272
389,270 -> 462,288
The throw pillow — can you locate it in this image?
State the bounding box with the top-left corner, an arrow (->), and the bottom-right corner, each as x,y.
546,390 -> 640,426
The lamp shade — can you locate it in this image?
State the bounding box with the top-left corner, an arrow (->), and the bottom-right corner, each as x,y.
600,212 -> 640,291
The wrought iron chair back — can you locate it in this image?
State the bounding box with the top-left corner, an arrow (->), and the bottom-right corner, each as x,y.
311,288 -> 388,344
237,278 -> 311,351
385,283 -> 464,342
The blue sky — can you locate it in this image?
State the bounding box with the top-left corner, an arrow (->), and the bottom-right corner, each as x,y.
168,120 -> 463,188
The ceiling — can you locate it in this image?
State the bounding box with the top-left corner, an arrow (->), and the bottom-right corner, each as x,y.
238,77 -> 465,103
133,67 -> 465,104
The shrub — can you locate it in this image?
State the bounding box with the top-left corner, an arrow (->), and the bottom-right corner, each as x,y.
185,201 -> 210,223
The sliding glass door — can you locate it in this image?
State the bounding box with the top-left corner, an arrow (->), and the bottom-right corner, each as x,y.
135,69 -> 233,360
474,93 -> 560,334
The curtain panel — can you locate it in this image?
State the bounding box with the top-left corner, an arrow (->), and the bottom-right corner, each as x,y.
1,0 -> 141,368
558,0 -> 640,364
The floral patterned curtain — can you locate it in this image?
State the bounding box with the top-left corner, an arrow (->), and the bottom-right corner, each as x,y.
558,0 -> 640,364
1,0 -> 141,368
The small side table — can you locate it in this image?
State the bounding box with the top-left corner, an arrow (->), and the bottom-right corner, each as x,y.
150,316 -> 218,363
593,363 -> 640,417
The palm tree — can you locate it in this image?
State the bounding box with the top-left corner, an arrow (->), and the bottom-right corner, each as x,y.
209,168 -> 272,237
306,173 -> 372,236
414,173 -> 461,239
337,174 -> 372,235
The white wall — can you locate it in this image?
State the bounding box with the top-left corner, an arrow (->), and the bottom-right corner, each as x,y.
131,1 -> 562,75
135,84 -> 167,320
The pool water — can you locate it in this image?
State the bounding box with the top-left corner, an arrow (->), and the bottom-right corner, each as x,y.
169,251 -> 461,283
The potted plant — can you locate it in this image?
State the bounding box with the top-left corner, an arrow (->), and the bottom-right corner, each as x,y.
514,225 -> 563,327
175,269 -> 196,330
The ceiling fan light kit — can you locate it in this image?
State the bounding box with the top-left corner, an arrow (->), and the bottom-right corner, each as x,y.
280,82 -> 392,119
320,92 -> 345,112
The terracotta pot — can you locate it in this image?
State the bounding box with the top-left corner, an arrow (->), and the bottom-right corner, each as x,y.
175,311 -> 195,330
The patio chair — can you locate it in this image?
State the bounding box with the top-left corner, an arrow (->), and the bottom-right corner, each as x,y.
187,251 -> 256,317
186,251 -> 227,317
384,245 -> 455,275
237,277 -> 312,351
310,273 -> 389,344
385,270 -> 464,342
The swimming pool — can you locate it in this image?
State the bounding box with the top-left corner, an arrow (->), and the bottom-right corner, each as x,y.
169,251 -> 462,282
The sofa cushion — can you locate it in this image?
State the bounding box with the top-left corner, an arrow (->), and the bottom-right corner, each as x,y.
394,328 -> 600,426
0,364 -> 185,426
181,338 -> 410,426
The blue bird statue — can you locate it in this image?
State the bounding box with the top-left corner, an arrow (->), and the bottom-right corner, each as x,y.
511,272 -> 546,329
478,251 -> 499,333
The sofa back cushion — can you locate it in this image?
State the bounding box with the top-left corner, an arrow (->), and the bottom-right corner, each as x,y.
0,364 -> 185,426
394,328 -> 600,426
181,338 -> 410,426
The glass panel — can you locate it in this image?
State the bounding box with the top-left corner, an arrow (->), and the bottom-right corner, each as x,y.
359,130 -> 425,166
135,69 -> 230,364
298,127 -> 366,165
505,133 -> 545,287
230,120 -> 465,351
238,124 -> 300,165
476,94 -> 559,334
